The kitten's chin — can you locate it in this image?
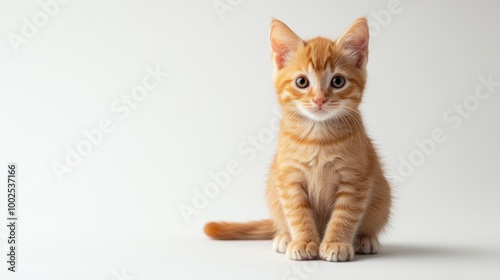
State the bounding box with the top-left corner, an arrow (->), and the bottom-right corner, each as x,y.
297,107 -> 339,122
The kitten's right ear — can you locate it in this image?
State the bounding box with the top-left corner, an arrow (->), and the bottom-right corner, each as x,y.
336,17 -> 369,68
270,19 -> 304,71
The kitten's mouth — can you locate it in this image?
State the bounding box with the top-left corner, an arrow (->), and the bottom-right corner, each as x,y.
297,103 -> 337,121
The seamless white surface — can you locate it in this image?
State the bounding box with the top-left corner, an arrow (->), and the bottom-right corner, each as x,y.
1,0 -> 500,279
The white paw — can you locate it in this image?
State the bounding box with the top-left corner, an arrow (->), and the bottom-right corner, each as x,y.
319,242 -> 354,262
286,240 -> 318,260
354,236 -> 379,254
273,234 -> 291,253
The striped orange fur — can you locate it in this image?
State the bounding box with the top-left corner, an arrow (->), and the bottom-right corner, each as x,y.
204,17 -> 391,262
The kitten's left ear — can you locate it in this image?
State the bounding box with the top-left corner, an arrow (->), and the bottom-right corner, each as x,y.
336,17 -> 369,68
270,19 -> 304,71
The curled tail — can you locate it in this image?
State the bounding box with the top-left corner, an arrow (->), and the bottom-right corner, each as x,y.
204,219 -> 276,240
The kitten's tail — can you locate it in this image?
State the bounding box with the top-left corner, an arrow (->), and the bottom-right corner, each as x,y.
204,219 -> 275,240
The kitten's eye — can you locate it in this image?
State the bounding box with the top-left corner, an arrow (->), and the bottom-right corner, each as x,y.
295,76 -> 310,89
330,76 -> 346,89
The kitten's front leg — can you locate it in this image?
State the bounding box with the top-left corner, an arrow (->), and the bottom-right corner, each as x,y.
276,167 -> 319,260
320,180 -> 368,262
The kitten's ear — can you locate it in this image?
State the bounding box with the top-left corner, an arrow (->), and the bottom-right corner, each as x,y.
336,17 -> 369,68
270,19 -> 304,71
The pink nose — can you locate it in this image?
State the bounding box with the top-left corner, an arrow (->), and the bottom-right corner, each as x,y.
313,97 -> 327,106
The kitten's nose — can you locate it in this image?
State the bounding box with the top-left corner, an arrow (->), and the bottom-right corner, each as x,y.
313,97 -> 327,106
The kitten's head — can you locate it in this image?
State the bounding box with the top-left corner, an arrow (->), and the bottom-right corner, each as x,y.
270,18 -> 369,122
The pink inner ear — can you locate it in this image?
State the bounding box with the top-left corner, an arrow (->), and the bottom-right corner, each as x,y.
271,38 -> 290,70
338,18 -> 370,67
346,36 -> 368,67
274,47 -> 289,70
336,32 -> 368,68
348,36 -> 368,55
270,20 -> 303,70
272,41 -> 302,70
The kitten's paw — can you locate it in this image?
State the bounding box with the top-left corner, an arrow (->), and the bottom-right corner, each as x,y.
354,236 -> 379,254
319,242 -> 354,262
285,240 -> 318,260
273,234 -> 291,254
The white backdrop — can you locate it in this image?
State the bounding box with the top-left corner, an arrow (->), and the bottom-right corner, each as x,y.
1,0 -> 499,279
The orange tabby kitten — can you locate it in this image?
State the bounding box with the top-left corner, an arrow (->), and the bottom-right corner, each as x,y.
204,17 -> 391,262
